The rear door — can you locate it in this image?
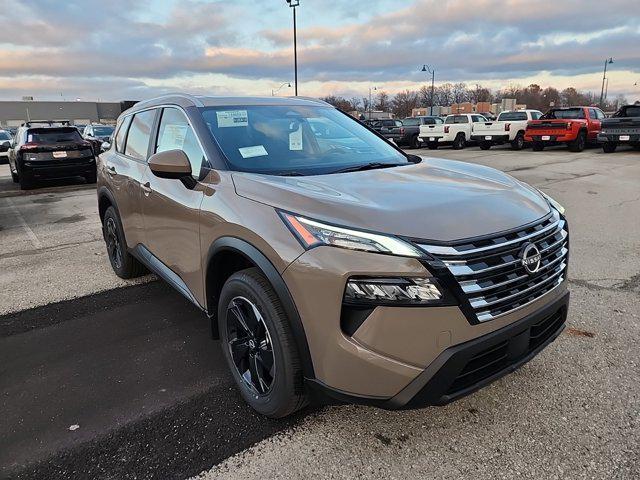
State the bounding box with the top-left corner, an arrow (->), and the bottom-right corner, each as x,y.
139,106 -> 207,301
104,109 -> 157,247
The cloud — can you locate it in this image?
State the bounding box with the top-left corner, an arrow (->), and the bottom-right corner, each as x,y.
0,0 -> 638,101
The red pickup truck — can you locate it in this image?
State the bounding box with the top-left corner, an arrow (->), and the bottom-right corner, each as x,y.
525,106 -> 605,152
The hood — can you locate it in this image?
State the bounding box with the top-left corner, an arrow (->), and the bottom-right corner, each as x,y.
232,158 -> 551,242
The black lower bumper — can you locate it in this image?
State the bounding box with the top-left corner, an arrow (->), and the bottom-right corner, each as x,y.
20,159 -> 95,180
309,290 -> 569,409
471,134 -> 509,143
597,133 -> 640,143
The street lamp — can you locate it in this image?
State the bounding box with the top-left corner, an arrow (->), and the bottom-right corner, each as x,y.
272,82 -> 292,96
421,64 -> 435,116
286,0 -> 300,96
599,57 -> 613,108
368,86 -> 377,120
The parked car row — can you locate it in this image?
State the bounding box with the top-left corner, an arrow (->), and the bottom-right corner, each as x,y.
377,105 -> 640,154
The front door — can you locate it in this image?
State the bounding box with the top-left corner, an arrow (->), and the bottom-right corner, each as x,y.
140,107 -> 207,305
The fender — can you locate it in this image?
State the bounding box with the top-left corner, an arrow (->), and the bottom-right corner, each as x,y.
207,237 -> 315,379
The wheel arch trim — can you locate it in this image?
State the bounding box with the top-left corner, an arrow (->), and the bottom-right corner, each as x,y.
206,236 -> 315,379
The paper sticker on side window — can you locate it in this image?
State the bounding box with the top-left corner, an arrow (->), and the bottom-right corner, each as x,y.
239,145 -> 268,158
216,110 -> 248,128
158,124 -> 188,151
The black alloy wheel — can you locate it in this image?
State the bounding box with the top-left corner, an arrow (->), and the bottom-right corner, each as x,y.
226,296 -> 275,395
511,132 -> 525,150
105,216 -> 123,271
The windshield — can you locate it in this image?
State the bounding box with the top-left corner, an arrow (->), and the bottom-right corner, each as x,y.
614,106 -> 640,117
201,105 -> 408,175
92,126 -> 114,136
541,108 -> 585,120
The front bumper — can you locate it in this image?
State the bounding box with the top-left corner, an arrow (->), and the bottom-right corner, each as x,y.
283,245 -> 569,403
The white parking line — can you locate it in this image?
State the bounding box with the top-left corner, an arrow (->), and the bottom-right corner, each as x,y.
4,197 -> 42,249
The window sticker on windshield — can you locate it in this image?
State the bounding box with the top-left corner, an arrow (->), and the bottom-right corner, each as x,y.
289,126 -> 303,151
239,145 -> 268,158
216,110 -> 248,128
158,124 -> 188,151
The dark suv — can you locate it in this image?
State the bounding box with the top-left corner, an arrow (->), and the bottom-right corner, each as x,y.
9,122 -> 96,189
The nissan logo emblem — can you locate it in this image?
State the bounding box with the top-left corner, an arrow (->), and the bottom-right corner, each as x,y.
520,242 -> 541,274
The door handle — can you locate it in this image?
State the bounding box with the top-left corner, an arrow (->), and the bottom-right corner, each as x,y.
106,165 -> 116,175
141,182 -> 152,195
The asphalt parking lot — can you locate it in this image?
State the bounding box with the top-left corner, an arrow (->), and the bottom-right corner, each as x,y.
1,144 -> 639,479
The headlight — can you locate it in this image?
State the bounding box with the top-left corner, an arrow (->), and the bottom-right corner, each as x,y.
344,277 -> 442,305
280,212 -> 423,257
539,191 -> 565,215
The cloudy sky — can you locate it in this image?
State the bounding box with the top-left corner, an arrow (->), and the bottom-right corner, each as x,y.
0,0 -> 638,102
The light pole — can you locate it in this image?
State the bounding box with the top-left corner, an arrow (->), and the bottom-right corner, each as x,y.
368,86 -> 377,120
599,57 -> 613,108
272,82 -> 292,96
286,0 -> 300,96
421,64 -> 435,116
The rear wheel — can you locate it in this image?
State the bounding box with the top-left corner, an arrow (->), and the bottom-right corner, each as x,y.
103,206 -> 145,279
18,170 -> 33,190
10,167 -> 19,183
532,142 -> 544,151
479,142 -> 491,150
427,142 -> 438,150
218,268 -> 308,418
602,142 -> 617,153
410,135 -> 421,149
452,133 -> 466,150
510,132 -> 525,150
569,130 -> 586,152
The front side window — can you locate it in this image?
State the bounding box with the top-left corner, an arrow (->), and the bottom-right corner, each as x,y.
155,107 -> 206,178
200,105 -> 409,176
125,110 -> 156,160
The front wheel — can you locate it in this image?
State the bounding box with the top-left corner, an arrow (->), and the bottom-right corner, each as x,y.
218,268 -> 308,418
602,142 -> 617,153
452,133 -> 466,150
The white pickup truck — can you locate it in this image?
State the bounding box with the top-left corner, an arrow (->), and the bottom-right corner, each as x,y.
471,109 -> 542,150
418,113 -> 488,150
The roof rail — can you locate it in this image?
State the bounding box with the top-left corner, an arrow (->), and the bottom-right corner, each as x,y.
21,120 -> 71,127
133,93 -> 205,109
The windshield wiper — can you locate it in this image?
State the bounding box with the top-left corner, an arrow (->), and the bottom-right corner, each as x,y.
278,171 -> 306,177
331,162 -> 405,174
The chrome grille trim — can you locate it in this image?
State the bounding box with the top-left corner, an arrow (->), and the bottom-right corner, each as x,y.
417,210 -> 568,322
418,210 -> 560,256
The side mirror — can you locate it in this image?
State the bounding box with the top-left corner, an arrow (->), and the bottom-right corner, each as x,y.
101,141 -> 111,151
148,149 -> 192,180
0,141 -> 9,152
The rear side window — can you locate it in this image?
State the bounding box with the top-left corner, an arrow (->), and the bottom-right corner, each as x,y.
26,128 -> 82,144
155,107 -> 206,178
115,116 -> 132,154
498,112 -> 527,121
125,110 -> 156,160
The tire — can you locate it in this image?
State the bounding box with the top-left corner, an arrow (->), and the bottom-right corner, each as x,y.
510,132 -> 525,150
427,142 -> 438,150
18,172 -> 33,190
479,142 -> 491,150
532,142 -> 544,151
569,130 -> 586,152
11,167 -> 19,183
218,268 -> 308,418
452,133 -> 466,150
102,206 -> 145,279
602,142 -> 617,153
410,135 -> 421,149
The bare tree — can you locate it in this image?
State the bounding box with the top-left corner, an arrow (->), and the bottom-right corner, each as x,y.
436,83 -> 454,106
375,91 -> 391,112
452,82 -> 469,104
348,97 -> 362,112
391,90 -> 420,118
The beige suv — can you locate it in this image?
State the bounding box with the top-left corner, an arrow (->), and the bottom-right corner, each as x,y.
98,94 -> 570,418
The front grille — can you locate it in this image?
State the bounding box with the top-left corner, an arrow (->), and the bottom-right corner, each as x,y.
445,307 -> 565,395
418,209 -> 568,322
